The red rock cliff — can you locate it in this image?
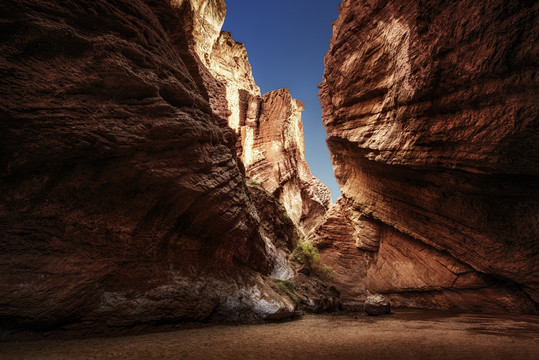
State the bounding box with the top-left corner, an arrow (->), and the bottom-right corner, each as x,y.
0,0 -> 298,329
316,0 -> 538,313
242,89 -> 332,234
189,4 -> 331,234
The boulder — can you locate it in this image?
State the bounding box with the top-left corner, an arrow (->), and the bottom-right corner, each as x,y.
364,295 -> 391,316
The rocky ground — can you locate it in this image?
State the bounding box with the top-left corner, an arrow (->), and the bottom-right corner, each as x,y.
1,312 -> 538,359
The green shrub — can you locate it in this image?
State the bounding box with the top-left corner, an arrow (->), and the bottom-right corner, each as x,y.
292,238 -> 321,270
292,239 -> 334,280
250,179 -> 263,186
283,212 -> 290,220
272,278 -> 301,305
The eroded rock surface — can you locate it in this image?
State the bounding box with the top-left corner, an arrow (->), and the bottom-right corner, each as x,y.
0,0 -> 297,329
364,295 -> 391,316
189,5 -> 331,235
316,0 -> 538,313
242,89 -> 331,234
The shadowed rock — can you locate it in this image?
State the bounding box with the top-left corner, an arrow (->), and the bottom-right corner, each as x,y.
0,0 -> 297,330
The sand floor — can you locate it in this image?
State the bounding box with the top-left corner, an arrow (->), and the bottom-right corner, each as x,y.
1,311 -> 538,360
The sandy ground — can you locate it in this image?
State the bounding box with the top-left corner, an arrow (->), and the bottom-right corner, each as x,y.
1,311 -> 538,360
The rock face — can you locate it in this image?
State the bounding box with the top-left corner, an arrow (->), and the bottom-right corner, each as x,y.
316,0 -> 538,313
242,89 -> 332,234
190,4 -> 331,234
0,0 -> 298,330
204,31 -> 261,131
364,295 -> 391,316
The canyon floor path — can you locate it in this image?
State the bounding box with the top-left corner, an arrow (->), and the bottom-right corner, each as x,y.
1,311 -> 538,360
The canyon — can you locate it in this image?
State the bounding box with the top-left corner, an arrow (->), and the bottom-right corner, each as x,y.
0,0 -> 537,339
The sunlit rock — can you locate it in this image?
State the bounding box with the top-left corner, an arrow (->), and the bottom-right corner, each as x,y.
243,89 -> 331,234
316,0 -> 538,313
190,5 -> 331,235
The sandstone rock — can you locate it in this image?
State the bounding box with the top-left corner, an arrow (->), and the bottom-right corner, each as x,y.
206,31 -> 261,131
188,0 -> 227,64
364,295 -> 390,316
316,0 -> 538,313
310,196 -> 376,308
189,8 -> 331,235
295,276 -> 341,314
0,0 -> 296,330
243,89 -> 331,235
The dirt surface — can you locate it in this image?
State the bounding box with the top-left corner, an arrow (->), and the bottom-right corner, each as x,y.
1,312 -> 538,360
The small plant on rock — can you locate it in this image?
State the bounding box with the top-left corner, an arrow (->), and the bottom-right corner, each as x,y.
249,178 -> 263,186
318,264 -> 335,281
292,238 -> 334,280
271,278 -> 301,305
292,238 -> 321,271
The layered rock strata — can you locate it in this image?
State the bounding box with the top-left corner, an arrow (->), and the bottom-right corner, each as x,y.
242,89 -> 332,234
0,0 -> 298,329
316,0 -> 538,313
190,5 -> 331,234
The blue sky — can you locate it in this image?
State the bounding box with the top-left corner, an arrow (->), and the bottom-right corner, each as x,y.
222,0 -> 342,202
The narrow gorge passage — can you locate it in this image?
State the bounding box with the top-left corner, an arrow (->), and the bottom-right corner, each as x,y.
0,0 -> 537,358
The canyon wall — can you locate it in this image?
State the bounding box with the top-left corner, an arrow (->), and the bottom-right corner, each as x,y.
316,0 -> 538,313
190,5 -> 331,234
0,0 -> 299,330
242,89 -> 332,234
